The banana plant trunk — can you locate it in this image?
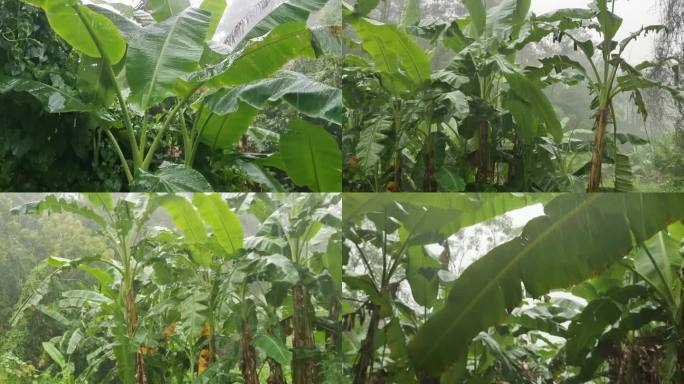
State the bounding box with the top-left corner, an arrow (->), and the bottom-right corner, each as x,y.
239,314 -> 259,384
326,299 -> 341,352
393,154 -> 402,192
292,285 -> 317,384
476,120 -> 493,184
352,304 -> 380,384
267,358 -> 286,384
423,142 -> 436,192
126,288 -> 147,384
588,109 -> 610,192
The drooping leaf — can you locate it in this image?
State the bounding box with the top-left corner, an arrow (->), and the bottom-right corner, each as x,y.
256,255 -> 301,285
353,19 -> 431,91
0,76 -> 90,113
406,245 -> 440,308
507,96 -> 539,144
407,194 -> 684,375
161,195 -> 207,245
201,71 -> 342,125
77,56 -> 120,109
280,120 -> 341,192
42,342 -> 66,370
127,7 -> 210,108
435,168 -> 466,191
11,195 -> 107,228
535,8 -> 595,23
194,22 -> 315,87
504,71 -> 562,141
618,25 -> 666,53
195,101 -> 259,150
573,305 -> 666,380
61,289 -> 113,305
131,162 -> 213,192
192,194 -> 243,256
343,193 -> 542,230
253,334 -> 292,366
231,0 -> 328,46
45,0 -> 126,63
343,275 -> 392,317
67,329 -> 83,355
240,161 -> 286,192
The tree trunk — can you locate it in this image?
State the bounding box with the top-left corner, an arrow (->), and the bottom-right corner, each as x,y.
267,357 -> 287,384
353,304 -> 380,384
127,288 -> 147,384
476,120 -> 492,184
417,373 -> 440,384
393,153 -> 402,192
240,315 -> 259,384
292,285 -> 316,384
423,140 -> 437,192
327,299 -> 340,352
588,109 -> 610,192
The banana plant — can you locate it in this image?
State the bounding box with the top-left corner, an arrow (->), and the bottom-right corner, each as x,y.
5,193 -> 342,383
11,194 -> 164,384
154,193 -> 244,380
2,0 -> 342,192
342,193 -> 545,383
343,0 -> 563,192
557,223 -> 684,382
244,193 -> 342,384
534,0 -> 684,191
406,194 -> 684,381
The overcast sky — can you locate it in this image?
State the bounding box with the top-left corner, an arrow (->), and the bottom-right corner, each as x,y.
108,0 -> 660,61
532,0 -> 661,63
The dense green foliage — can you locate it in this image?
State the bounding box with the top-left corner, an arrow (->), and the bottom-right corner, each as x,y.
0,0 -> 343,192
342,193 -> 684,383
342,0 -> 684,192
1,193 -> 342,384
0,194 -> 108,382
0,0 -> 126,191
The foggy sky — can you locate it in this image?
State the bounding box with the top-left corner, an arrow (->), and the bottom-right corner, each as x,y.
105,0 -> 661,61
532,0 -> 660,64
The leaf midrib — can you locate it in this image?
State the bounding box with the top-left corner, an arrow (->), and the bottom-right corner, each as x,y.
211,199 -> 239,253
144,14 -> 184,106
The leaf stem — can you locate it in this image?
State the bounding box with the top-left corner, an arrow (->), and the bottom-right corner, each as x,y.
104,129 -> 134,183
641,240 -> 677,309
142,86 -> 202,170
73,6 -> 141,169
179,109 -> 192,165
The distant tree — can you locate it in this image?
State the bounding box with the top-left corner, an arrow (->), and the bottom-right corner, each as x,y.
652,0 -> 684,132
